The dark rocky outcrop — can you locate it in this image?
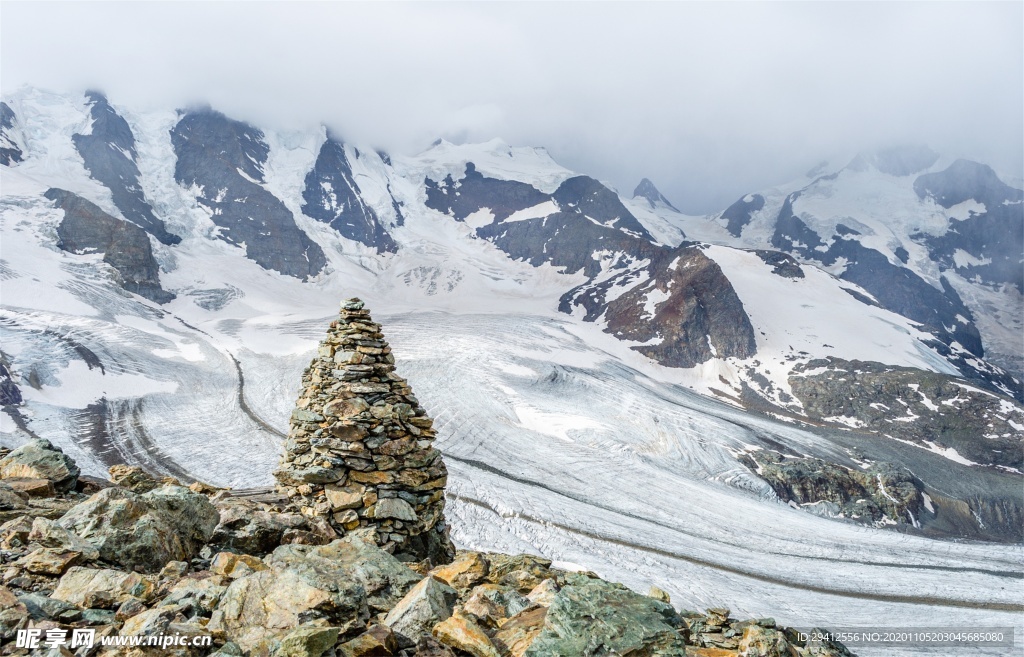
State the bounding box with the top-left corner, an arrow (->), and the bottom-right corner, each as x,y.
301,135 -> 398,253
721,193 -> 765,237
740,451 -> 925,526
0,102 -> 23,165
914,160 -> 1024,292
601,247 -> 758,368
789,358 -> 1024,470
425,162 -> 548,222
171,109 -> 326,280
46,188 -> 174,303
275,299 -> 455,566
755,249 -> 804,278
633,178 -> 680,212
0,353 -> 22,406
72,91 -> 180,245
426,164 -> 755,370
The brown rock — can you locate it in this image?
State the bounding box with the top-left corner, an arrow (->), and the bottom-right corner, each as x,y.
210,552 -> 268,578
432,612 -> 501,657
493,606 -> 547,657
338,624 -> 397,656
18,547 -> 81,575
325,484 -> 366,510
3,477 -> 56,498
431,552 -> 488,590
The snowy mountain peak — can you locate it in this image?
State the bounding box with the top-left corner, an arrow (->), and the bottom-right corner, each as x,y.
632,177 -> 679,213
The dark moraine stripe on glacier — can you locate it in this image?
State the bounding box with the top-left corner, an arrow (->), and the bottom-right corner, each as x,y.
300,134 -> 397,253
914,159 -> 1024,293
170,109 -> 326,280
0,102 -> 24,165
45,188 -> 174,303
73,91 -> 180,245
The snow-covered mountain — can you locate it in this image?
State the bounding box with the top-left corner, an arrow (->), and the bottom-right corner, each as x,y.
1,88 -> 1022,652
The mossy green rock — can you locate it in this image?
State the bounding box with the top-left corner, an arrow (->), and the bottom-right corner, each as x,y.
524,574 -> 688,656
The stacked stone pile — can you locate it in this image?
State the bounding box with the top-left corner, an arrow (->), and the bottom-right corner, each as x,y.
274,298 -> 455,566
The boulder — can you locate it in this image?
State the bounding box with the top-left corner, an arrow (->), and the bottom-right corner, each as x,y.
431,551 -> 488,591
273,625 -> 341,657
208,536 -> 420,652
337,625 -> 397,657
210,497 -> 307,555
17,592 -> 79,621
51,567 -> 156,606
0,482 -> 28,510
17,547 -> 82,575
462,584 -> 532,627
28,517 -> 100,561
493,606 -> 548,657
524,574 -> 688,656
57,485 -> 219,572
0,585 -> 28,640
383,576 -> 457,645
107,464 -> 160,493
432,611 -> 501,657
0,439 -> 79,492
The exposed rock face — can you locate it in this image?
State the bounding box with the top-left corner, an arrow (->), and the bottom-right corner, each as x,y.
741,451 -> 925,526
525,574 -> 689,656
275,298 -> 455,566
425,162 -> 548,222
0,101 -> 23,165
72,91 -> 180,245
45,187 -> 174,303
914,159 -> 1024,293
57,485 -> 219,572
0,439 -> 79,493
0,357 -> 23,405
789,358 -> 1024,470
602,247 -> 757,368
720,193 -> 765,237
301,134 -> 398,254
633,178 -> 680,213
170,108 -> 326,280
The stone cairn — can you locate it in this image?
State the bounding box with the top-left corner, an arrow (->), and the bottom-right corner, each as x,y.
274,298 -> 455,566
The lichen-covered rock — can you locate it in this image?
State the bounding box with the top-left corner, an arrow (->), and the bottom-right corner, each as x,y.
57,485 -> 219,572
209,536 -> 420,652
0,438 -> 79,492
273,625 -> 341,657
524,574 -> 688,656
28,516 -> 100,561
51,567 -> 156,606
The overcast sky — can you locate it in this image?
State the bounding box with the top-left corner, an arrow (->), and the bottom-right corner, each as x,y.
2,1 -> 1021,213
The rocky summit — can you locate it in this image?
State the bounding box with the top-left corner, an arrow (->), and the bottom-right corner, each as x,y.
0,306 -> 858,657
274,299 -> 455,567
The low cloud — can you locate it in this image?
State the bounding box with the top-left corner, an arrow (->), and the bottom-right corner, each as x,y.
2,2 -> 1021,213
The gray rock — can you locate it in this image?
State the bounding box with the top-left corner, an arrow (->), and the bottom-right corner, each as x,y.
17,593 -> 79,621
384,576 -> 457,645
28,517 -> 99,561
58,485 -> 219,572
374,497 -> 418,521
0,438 -> 79,492
209,536 -> 420,652
524,574 -> 688,656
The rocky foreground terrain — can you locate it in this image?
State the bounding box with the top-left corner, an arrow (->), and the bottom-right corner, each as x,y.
0,301 -> 856,657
